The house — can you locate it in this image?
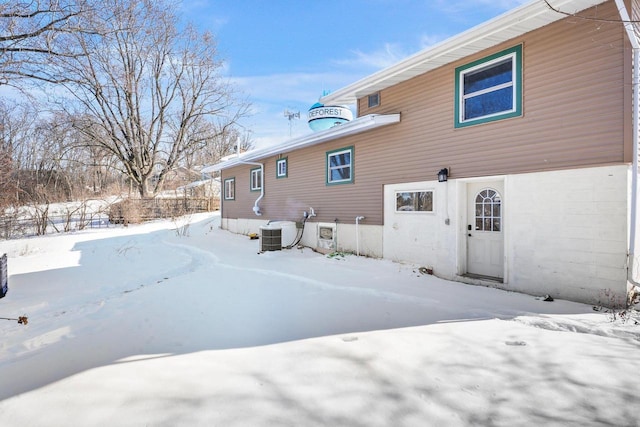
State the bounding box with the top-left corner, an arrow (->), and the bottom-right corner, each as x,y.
203,0 -> 640,307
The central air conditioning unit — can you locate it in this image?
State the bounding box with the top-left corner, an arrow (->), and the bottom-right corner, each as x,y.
260,225 -> 282,252
317,223 -> 337,251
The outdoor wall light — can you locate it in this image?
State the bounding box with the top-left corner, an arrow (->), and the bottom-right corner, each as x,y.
438,168 -> 449,182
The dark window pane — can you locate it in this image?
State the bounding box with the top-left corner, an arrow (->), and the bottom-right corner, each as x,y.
464,87 -> 513,120
493,219 -> 501,232
368,93 -> 380,108
396,191 -> 433,212
464,60 -> 512,95
419,192 -> 433,211
330,167 -> 350,181
476,218 -> 483,230
330,152 -> 350,167
396,192 -> 414,210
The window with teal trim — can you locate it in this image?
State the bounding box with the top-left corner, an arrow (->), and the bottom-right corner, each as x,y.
276,158 -> 287,178
455,45 -> 522,128
326,147 -> 353,184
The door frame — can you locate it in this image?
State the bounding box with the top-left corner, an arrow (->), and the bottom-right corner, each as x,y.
456,176 -> 508,283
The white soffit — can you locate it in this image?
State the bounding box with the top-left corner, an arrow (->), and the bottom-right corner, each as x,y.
321,0 -> 607,105
203,113 -> 400,172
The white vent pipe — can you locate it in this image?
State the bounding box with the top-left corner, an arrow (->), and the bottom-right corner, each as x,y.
356,216 -> 365,256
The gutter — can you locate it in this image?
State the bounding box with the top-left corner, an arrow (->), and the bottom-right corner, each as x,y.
203,114 -> 400,173
204,114 -> 400,218
321,0 -> 604,105
615,0 -> 640,290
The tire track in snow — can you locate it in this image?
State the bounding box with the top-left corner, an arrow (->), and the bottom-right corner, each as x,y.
162,240 -> 489,317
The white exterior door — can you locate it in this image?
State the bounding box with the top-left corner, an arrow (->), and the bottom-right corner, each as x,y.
467,182 -> 504,280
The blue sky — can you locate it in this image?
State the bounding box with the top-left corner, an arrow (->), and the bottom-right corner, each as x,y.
1,1 -> 529,150
180,0 -> 529,149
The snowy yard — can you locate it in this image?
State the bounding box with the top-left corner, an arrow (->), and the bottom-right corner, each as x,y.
0,212 -> 638,426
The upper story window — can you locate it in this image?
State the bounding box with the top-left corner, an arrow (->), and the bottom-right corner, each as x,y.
224,178 -> 235,200
276,158 -> 288,178
368,92 -> 380,108
250,167 -> 262,191
326,146 -> 353,185
395,190 -> 434,212
455,45 -> 522,128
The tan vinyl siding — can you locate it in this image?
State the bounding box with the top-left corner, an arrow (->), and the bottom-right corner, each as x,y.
222,0 -> 630,226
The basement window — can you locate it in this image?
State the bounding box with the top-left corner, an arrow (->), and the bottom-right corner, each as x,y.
455,45 -> 522,128
395,190 -> 434,212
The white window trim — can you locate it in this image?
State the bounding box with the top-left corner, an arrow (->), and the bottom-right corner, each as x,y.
276,158 -> 287,178
250,168 -> 262,191
394,190 -> 435,213
455,45 -> 522,128
459,54 -> 516,124
327,147 -> 353,184
224,178 -> 235,200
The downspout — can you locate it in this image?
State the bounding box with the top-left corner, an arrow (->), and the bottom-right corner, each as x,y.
245,161 -> 264,216
615,0 -> 640,289
235,145 -> 264,216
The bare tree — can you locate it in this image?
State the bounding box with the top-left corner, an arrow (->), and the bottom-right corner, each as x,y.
184,124 -> 253,173
55,0 -> 249,198
0,140 -> 15,211
0,100 -> 39,209
0,0 -> 93,87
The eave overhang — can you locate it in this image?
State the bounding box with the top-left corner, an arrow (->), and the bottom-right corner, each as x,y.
203,113 -> 400,173
321,0 -> 606,105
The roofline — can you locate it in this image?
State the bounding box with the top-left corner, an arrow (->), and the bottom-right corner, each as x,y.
202,113 -> 401,173
320,0 -> 606,105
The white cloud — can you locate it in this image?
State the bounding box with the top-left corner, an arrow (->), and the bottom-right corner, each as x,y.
179,1 -> 229,34
433,0 -> 529,16
418,34 -> 449,50
229,71 -> 363,150
333,43 -> 411,70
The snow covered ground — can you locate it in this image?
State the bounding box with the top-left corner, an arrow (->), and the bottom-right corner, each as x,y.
0,212 -> 638,426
